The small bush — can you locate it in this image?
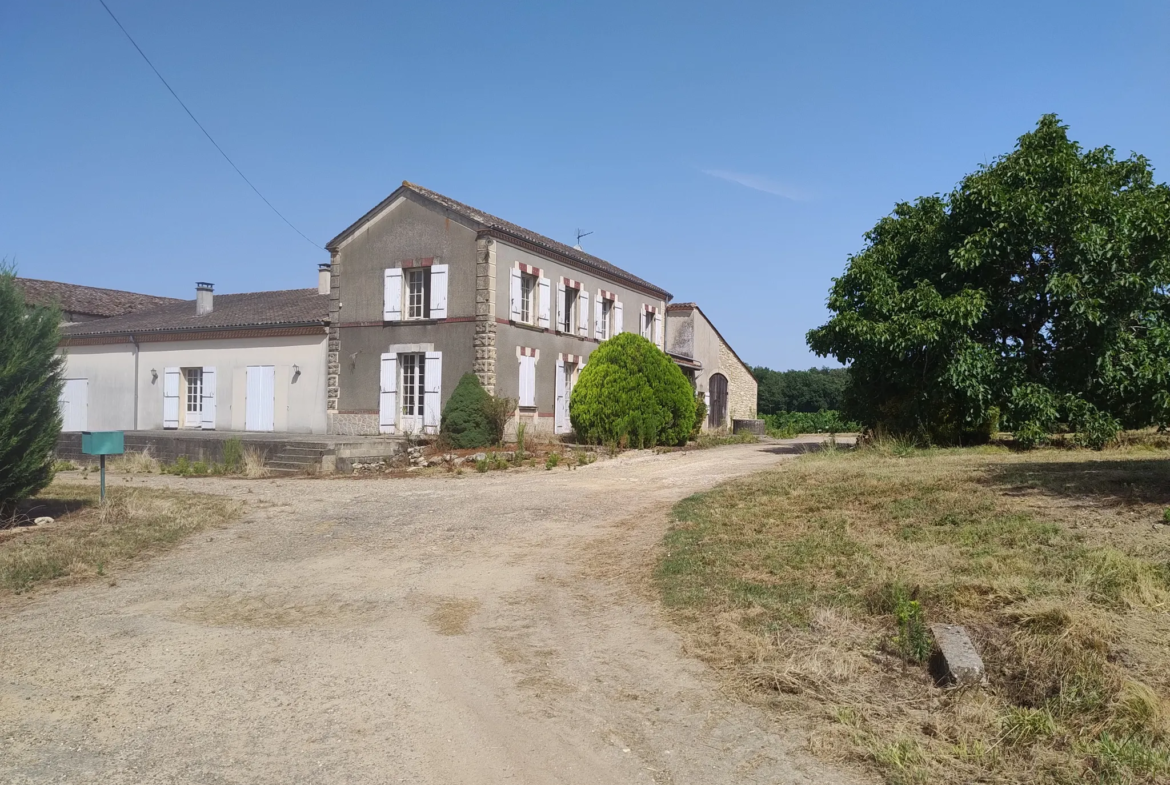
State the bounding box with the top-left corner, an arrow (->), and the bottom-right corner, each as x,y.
52,460 -> 77,472
221,438 -> 244,473
243,448 -> 268,478
545,452 -> 560,470
482,395 -> 517,446
893,596 -> 930,664
691,392 -> 707,440
440,373 -> 494,449
515,422 -> 527,461
570,332 -> 696,448
475,458 -> 488,473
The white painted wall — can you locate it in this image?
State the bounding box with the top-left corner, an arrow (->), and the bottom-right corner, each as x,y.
60,346 -> 137,431
59,333 -> 328,433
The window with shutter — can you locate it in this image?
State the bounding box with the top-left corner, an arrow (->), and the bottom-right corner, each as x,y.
423,352 -> 442,433
518,354 -> 536,408
429,264 -> 448,319
537,276 -> 551,328
379,354 -> 398,434
163,367 -> 180,429
201,366 -> 217,430
510,269 -> 523,320
384,268 -> 403,321
578,291 -> 590,337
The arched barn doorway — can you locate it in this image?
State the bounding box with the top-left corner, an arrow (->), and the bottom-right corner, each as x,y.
708,373 -> 728,429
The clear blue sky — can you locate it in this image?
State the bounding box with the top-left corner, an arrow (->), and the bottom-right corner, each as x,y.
3,1 -> 1168,370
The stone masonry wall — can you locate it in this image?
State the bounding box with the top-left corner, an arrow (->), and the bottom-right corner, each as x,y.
327,249 -> 341,416
719,341 -> 757,421
474,235 -> 498,394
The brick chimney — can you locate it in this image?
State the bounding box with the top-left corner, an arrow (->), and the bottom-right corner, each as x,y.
318,263 -> 331,295
195,282 -> 214,316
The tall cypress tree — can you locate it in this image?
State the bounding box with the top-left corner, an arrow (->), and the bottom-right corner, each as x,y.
0,264 -> 65,512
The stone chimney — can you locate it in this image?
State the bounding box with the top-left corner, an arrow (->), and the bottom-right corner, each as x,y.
318,263 -> 331,295
195,282 -> 214,316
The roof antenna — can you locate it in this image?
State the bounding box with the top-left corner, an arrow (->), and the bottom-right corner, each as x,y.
574,228 -> 593,250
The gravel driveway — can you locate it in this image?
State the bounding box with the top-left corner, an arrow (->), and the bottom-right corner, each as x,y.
1,439 -> 866,785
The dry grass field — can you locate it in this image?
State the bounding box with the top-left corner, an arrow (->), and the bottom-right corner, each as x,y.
1,483 -> 241,595
657,442 -> 1170,784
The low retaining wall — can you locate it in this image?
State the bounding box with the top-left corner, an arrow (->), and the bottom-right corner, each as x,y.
56,432 -> 409,474
56,432 -> 282,466
732,418 -> 767,436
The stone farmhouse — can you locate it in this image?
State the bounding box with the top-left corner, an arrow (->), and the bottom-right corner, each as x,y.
665,302 -> 758,429
324,182 -> 673,436
45,183 -> 756,438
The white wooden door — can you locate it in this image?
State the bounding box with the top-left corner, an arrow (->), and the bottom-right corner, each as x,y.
246,365 -> 276,432
58,378 -> 88,432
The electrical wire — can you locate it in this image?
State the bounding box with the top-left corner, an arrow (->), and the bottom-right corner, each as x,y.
96,0 -> 322,250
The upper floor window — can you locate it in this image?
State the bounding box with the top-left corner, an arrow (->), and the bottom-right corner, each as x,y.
600,299 -> 614,340
520,272 -> 537,324
406,268 -> 431,319
562,287 -> 578,333
384,262 -> 448,322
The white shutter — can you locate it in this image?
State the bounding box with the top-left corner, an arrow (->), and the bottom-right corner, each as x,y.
258,366 -> 276,432
379,353 -> 398,434
556,281 -> 566,333
640,309 -> 648,338
655,312 -> 664,348
163,367 -> 180,429
201,366 -> 216,430
614,300 -> 623,335
384,268 -> 403,321
578,291 -> 589,337
537,276 -> 551,328
594,292 -> 603,340
554,357 -> 566,434
510,269 -> 523,320
423,351 -> 442,433
429,264 -> 448,320
519,355 -> 536,408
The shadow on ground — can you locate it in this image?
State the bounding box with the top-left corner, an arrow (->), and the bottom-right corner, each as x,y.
985,458 -> 1170,507
3,496 -> 95,529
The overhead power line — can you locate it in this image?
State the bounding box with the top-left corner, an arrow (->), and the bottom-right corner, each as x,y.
96,0 -> 322,250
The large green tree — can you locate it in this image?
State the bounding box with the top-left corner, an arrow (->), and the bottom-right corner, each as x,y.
807,116 -> 1170,446
1,265 -> 65,510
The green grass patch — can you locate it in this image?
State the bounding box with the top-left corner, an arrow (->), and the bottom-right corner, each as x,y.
656,446 -> 1170,784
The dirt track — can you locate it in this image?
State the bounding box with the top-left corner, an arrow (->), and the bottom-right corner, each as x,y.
1,440 -> 867,785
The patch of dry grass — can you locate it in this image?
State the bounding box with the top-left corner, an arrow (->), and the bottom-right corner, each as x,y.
106,448 -> 160,474
242,447 -> 270,479
657,446 -> 1170,784
426,596 -> 481,635
0,482 -> 241,595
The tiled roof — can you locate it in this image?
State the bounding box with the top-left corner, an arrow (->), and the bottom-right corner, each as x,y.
61,288 -> 329,337
17,277 -> 181,318
327,182 -> 672,299
666,302 -> 698,311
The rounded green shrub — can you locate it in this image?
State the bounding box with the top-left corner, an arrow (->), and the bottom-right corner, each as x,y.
569,332 -> 696,448
440,373 -> 494,449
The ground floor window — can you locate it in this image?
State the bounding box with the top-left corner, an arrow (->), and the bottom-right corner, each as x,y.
401,352 -> 426,428
184,367 -> 203,425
